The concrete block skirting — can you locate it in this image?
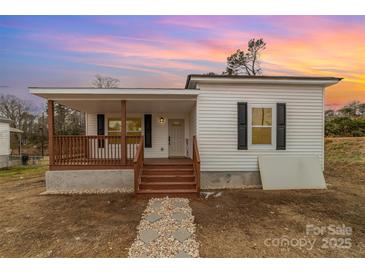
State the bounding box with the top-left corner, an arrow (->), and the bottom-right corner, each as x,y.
45,169 -> 134,194
201,171 -> 262,189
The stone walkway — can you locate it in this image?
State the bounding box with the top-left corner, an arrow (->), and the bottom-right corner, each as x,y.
128,197 -> 199,258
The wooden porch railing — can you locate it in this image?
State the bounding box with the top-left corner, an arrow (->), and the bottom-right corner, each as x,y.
52,135 -> 141,168
192,135 -> 201,192
133,137 -> 144,192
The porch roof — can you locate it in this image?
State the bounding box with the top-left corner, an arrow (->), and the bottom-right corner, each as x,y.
29,88 -> 199,99
29,88 -> 198,113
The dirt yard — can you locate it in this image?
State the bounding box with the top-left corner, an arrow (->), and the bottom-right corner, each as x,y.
0,138 -> 364,257
191,137 -> 365,257
0,176 -> 148,257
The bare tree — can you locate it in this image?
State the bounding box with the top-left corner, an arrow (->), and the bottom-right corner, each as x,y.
224,38 -> 266,76
0,93 -> 85,155
92,74 -> 120,88
0,94 -> 38,152
53,103 -> 85,135
0,94 -> 34,128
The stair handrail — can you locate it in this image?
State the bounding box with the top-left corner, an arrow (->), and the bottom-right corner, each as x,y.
133,137 -> 144,192
192,135 -> 200,192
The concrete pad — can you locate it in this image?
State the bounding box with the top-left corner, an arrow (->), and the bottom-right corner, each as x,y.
171,212 -> 188,222
173,200 -> 187,207
145,213 -> 162,223
174,251 -> 192,258
139,229 -> 159,244
172,228 -> 191,242
150,200 -> 162,209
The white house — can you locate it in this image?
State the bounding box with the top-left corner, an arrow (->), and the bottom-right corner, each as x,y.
0,117 -> 12,168
29,74 -> 341,194
0,117 -> 23,168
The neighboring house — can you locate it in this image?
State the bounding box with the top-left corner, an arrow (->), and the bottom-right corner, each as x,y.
29,74 -> 341,194
0,117 -> 23,168
0,117 -> 11,168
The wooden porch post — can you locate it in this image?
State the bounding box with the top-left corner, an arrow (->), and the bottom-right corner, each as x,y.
121,100 -> 127,165
47,100 -> 55,167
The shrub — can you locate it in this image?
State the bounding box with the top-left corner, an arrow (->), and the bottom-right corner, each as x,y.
325,117 -> 365,137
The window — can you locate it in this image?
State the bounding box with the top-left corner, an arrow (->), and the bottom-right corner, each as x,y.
108,118 -> 142,143
252,108 -> 272,144
248,104 -> 276,148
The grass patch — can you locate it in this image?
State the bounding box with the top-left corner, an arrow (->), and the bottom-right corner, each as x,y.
324,137 -> 365,185
0,165 -> 48,183
325,137 -> 365,164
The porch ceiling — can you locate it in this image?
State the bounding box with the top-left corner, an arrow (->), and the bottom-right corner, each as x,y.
54,99 -> 196,113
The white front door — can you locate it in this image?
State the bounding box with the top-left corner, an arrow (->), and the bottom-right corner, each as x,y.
168,119 -> 185,157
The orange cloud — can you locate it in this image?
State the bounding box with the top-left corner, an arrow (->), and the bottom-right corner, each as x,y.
326,81 -> 365,109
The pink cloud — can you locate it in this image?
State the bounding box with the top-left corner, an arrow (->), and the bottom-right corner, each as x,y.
23,17 -> 365,107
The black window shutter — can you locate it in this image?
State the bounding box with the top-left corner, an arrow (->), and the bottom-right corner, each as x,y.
237,102 -> 248,150
276,103 -> 286,150
144,114 -> 152,148
97,114 -> 105,148
97,114 -> 105,135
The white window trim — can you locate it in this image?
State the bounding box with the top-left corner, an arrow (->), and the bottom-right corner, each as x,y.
248,103 -> 276,150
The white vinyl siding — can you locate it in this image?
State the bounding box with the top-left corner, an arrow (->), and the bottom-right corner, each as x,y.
147,114 -> 168,158
86,113 -> 97,136
197,84 -> 324,171
0,122 -> 10,156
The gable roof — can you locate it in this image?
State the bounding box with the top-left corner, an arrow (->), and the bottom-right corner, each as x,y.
185,74 -> 343,89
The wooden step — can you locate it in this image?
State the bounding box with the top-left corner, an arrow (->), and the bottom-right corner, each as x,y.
141,174 -> 195,183
142,168 -> 193,175
136,188 -> 199,196
144,161 -> 193,165
143,164 -> 193,169
139,181 -> 196,190
136,160 -> 198,196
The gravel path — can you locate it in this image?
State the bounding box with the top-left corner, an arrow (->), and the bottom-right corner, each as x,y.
128,197 -> 199,258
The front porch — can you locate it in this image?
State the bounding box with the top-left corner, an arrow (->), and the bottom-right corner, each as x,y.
45,92 -> 200,194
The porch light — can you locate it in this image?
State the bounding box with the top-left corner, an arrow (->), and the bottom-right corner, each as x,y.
159,116 -> 165,124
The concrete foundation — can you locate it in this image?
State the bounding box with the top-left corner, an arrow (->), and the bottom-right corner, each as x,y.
45,169 -> 261,194
0,155 -> 9,168
45,169 -> 134,194
201,171 -> 262,189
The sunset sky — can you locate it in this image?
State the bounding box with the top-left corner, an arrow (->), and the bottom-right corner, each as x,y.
0,16 -> 364,109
